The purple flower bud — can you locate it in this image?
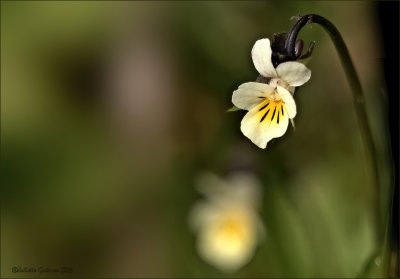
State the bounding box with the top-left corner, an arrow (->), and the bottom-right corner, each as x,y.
295,39 -> 304,58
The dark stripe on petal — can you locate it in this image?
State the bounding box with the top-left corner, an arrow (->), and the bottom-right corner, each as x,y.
258,102 -> 269,111
258,96 -> 265,99
271,107 -> 276,121
260,109 -> 270,123
281,105 -> 284,116
277,111 -> 280,124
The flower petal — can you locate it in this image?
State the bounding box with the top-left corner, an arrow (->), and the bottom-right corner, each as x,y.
189,202 -> 219,232
277,85 -> 296,118
276,61 -> 311,86
240,99 -> 290,148
238,82 -> 275,92
196,206 -> 258,273
251,39 -> 277,78
232,82 -> 275,110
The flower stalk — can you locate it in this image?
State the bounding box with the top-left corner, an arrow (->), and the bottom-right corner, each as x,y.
285,14 -> 387,274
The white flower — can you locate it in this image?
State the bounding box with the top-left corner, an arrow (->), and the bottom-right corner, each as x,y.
232,38 -> 311,149
189,173 -> 265,273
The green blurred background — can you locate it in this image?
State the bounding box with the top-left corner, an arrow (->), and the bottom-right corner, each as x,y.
1,1 -> 394,278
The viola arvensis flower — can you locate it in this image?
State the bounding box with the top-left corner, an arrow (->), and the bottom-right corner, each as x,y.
232,38 -> 311,148
189,173 -> 265,273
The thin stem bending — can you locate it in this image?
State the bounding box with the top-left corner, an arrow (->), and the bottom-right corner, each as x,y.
285,13 -> 387,274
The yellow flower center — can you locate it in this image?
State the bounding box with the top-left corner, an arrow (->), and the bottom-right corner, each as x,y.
256,98 -> 286,125
218,219 -> 245,241
213,216 -> 251,254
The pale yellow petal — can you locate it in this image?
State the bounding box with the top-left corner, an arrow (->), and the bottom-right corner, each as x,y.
196,206 -> 258,273
240,99 -> 290,148
276,61 -> 311,87
232,82 -> 274,110
277,85 -> 296,119
251,39 -> 277,78
238,82 -> 275,93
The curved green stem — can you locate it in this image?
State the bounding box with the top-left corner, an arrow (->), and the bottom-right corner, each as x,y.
285,14 -> 387,275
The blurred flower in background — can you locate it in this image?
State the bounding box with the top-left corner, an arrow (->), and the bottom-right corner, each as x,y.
189,172 -> 265,273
